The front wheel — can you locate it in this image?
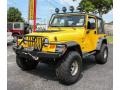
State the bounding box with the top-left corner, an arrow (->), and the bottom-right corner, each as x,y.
56,51 -> 82,85
16,55 -> 38,70
95,44 -> 108,64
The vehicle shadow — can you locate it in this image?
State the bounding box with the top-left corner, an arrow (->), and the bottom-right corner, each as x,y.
82,55 -> 96,72
7,43 -> 13,46
7,42 -> 16,46
26,63 -> 57,81
26,55 -> 97,81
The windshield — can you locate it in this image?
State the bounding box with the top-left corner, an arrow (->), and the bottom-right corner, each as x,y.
50,15 -> 85,27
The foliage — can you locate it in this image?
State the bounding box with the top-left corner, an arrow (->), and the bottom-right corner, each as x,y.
78,0 -> 95,13
7,7 -> 24,22
107,36 -> 113,44
78,0 -> 113,17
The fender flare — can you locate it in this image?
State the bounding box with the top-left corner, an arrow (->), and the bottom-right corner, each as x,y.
96,37 -> 107,50
63,41 -> 83,57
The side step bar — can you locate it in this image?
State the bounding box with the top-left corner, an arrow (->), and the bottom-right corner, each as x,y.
83,51 -> 96,58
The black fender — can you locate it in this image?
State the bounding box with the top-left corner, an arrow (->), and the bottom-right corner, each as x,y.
64,41 -> 83,57
12,33 -> 20,36
96,37 -> 107,50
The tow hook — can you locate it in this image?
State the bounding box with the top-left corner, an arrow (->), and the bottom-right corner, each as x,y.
23,52 -> 39,61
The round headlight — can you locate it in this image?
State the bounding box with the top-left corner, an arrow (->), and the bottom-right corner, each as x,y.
43,38 -> 49,47
55,8 -> 59,13
69,6 -> 74,12
62,7 -> 67,13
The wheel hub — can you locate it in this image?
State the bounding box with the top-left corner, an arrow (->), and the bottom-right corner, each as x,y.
70,60 -> 79,76
104,49 -> 107,59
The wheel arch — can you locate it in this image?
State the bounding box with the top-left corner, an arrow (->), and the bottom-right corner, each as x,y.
64,41 -> 83,58
102,39 -> 107,45
96,37 -> 108,50
12,32 -> 20,36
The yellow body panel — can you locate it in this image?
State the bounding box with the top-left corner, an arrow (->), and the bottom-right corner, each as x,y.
18,14 -> 106,53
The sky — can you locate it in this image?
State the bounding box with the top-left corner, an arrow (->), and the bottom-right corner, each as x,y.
7,0 -> 113,23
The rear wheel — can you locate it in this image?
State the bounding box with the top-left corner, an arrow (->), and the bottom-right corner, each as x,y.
56,51 -> 82,85
16,55 -> 38,70
95,44 -> 108,64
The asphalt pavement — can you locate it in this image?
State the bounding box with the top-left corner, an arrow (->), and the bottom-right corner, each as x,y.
7,44 -> 113,90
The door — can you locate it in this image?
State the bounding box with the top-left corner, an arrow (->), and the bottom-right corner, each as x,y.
84,16 -> 98,52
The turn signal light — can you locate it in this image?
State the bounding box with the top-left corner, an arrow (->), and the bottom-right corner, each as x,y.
49,45 -> 56,49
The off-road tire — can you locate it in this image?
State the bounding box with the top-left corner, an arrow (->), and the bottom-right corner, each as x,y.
16,55 -> 38,70
95,44 -> 108,64
56,51 -> 82,85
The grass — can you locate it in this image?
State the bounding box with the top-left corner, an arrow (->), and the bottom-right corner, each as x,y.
107,36 -> 113,44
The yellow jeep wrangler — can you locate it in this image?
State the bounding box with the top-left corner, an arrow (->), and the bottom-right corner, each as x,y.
13,8 -> 108,85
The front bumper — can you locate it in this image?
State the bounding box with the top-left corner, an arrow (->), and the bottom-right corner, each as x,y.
13,46 -> 62,60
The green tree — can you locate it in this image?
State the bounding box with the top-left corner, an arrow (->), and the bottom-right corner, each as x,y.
78,0 -> 95,13
7,7 -> 24,22
78,0 -> 113,17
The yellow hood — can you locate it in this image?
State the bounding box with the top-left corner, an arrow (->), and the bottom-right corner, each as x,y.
27,27 -> 85,42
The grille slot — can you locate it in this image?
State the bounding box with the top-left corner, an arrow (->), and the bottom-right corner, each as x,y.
25,36 -> 43,51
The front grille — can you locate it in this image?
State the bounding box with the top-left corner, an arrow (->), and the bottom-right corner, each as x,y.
25,36 -> 44,51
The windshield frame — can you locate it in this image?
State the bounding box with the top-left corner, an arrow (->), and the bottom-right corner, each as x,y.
49,13 -> 85,27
